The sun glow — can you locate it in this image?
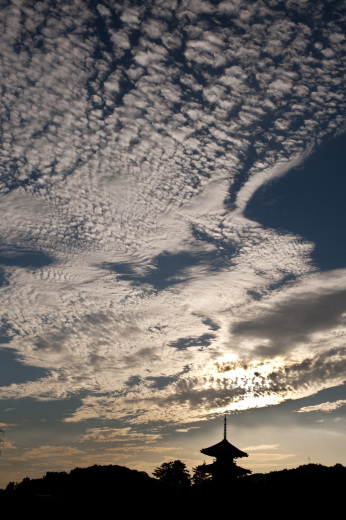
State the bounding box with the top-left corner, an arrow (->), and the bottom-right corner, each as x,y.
209,355 -> 288,412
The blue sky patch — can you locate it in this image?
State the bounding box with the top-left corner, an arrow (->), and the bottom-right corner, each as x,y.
245,134 -> 346,271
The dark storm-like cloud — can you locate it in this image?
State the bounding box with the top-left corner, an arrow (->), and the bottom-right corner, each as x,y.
233,289 -> 346,356
169,333 -> 215,350
160,381 -> 247,409
264,347 -> 346,393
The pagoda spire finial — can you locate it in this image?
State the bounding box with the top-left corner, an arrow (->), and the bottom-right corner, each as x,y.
224,414 -> 227,440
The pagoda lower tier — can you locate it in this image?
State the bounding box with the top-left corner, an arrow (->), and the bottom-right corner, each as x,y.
198,459 -> 251,482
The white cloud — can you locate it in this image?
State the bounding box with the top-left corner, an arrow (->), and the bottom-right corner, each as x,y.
295,400 -> 346,413
244,444 -> 280,451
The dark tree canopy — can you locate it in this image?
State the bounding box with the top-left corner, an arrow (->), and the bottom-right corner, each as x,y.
153,460 -> 191,488
192,463 -> 213,487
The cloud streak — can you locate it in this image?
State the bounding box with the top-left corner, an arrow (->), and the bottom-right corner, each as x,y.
295,400 -> 346,413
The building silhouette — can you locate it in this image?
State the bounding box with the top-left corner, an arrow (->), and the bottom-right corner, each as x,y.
198,415 -> 251,484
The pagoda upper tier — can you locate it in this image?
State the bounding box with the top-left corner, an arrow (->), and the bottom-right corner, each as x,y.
201,438 -> 248,460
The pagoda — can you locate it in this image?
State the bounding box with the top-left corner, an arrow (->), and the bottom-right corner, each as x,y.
197,415 -> 251,484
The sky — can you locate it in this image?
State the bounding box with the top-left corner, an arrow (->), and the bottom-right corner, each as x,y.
0,0 -> 346,487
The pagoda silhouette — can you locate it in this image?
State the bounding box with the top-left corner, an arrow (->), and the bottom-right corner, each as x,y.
198,415 -> 251,484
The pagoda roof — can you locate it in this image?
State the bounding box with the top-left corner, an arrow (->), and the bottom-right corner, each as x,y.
201,438 -> 248,459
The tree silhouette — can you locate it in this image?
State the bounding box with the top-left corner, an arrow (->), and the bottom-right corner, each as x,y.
153,460 -> 191,488
192,463 -> 212,487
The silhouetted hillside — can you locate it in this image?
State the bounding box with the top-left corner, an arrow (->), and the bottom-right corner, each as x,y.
0,464 -> 158,515
234,463 -> 346,516
1,463 -> 345,516
248,462 -> 346,486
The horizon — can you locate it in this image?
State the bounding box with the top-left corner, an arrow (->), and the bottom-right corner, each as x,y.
0,0 -> 346,489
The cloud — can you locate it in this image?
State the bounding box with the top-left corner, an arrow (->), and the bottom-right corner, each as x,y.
79,427 -> 163,443
232,270 -> 346,356
11,445 -> 85,461
233,287 -> 346,356
0,422 -> 16,428
253,348 -> 346,399
244,444 -> 280,451
60,344 -> 346,424
246,452 -> 296,468
232,154 -> 308,215
0,0 -> 345,435
295,400 -> 346,413
176,426 -> 200,432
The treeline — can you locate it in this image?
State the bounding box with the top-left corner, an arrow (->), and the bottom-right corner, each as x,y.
1,462 -> 345,515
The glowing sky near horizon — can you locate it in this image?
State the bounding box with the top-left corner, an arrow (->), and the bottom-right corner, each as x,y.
0,0 -> 346,486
